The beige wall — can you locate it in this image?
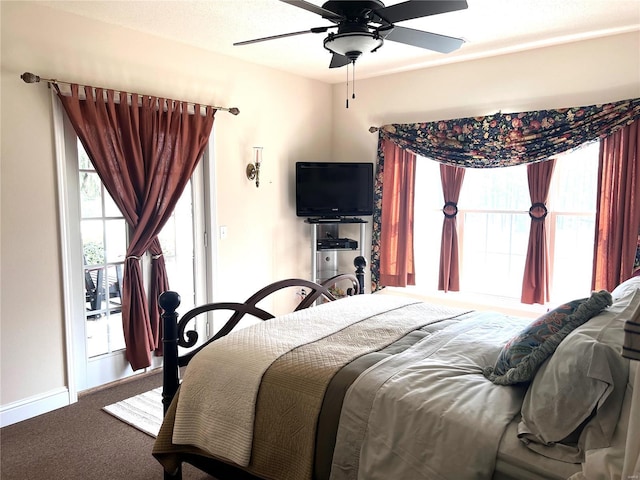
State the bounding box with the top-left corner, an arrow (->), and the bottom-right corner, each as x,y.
0,2 -> 331,408
1,0 -> 638,420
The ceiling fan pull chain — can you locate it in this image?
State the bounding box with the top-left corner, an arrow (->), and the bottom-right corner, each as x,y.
346,62 -> 350,108
352,60 -> 356,100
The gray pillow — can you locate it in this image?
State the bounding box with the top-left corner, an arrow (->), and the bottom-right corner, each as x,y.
483,290 -> 612,385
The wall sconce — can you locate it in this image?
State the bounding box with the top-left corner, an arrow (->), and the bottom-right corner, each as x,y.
246,147 -> 263,188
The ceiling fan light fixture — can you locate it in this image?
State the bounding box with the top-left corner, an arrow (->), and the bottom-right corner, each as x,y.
323,31 -> 383,59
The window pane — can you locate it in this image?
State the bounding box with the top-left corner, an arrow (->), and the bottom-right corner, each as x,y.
77,140 -> 92,170
105,219 -> 127,263
159,182 -> 195,308
79,172 -> 102,218
413,159 -> 444,290
551,214 -> 596,301
107,313 -> 126,352
106,264 -> 123,312
414,159 -> 444,207
461,212 -> 528,297
86,316 -> 109,357
104,189 -> 121,218
84,266 -> 104,313
413,210 -> 442,289
459,164 -> 529,211
551,142 -> 599,212
82,220 -> 104,265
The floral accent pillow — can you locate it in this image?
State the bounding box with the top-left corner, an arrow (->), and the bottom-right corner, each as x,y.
483,290 -> 612,385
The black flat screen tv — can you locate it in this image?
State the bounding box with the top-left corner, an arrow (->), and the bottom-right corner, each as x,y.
296,161 -> 374,218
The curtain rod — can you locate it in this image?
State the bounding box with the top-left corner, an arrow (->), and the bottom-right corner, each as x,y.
20,72 -> 240,116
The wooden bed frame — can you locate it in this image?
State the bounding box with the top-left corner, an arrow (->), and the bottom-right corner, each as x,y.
157,257 -> 366,480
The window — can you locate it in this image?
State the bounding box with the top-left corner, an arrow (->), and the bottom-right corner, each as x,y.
413,142 -> 599,304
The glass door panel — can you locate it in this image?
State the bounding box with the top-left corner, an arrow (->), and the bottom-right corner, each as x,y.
105,219 -> 127,262
159,181 -> 196,310
79,171 -> 103,217
80,172 -> 126,359
73,135 -> 202,390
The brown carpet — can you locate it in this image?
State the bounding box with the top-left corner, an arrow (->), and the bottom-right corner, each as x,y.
0,370 -> 213,480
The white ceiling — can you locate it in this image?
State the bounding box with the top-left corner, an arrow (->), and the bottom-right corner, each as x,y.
36,0 -> 640,84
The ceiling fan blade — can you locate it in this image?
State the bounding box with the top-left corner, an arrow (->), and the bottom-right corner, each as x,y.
384,25 -> 464,54
329,53 -> 351,69
377,0 -> 468,24
234,26 -> 330,46
279,0 -> 343,21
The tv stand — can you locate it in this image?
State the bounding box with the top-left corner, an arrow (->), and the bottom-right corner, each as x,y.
306,217 -> 366,224
305,218 -> 367,293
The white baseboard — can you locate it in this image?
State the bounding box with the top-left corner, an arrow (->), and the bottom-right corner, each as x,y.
0,387 -> 72,427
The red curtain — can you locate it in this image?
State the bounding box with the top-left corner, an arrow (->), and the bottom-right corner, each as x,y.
438,164 -> 465,292
148,238 -> 170,356
56,85 -> 215,370
521,159 -> 556,304
592,120 -> 640,291
379,140 -> 416,287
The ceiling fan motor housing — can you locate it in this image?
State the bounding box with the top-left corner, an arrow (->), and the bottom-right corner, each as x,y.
321,0 -> 385,22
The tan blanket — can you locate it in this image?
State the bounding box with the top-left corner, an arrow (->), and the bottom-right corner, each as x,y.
248,301 -> 470,480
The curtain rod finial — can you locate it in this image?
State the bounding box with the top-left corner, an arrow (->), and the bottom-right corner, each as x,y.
228,107 -> 240,116
21,72 -> 41,84
369,126 -> 379,133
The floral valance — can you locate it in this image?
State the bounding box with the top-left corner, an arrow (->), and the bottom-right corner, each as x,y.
374,97 -> 640,167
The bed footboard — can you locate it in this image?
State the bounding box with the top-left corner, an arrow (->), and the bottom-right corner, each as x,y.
159,269 -> 363,411
158,258 -> 365,480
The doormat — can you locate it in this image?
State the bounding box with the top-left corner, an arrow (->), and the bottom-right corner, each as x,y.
103,386 -> 163,437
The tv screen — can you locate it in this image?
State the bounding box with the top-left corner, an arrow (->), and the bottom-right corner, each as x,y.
296,162 -> 374,218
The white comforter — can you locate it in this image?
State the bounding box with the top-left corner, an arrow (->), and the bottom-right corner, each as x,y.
330,311 -> 531,480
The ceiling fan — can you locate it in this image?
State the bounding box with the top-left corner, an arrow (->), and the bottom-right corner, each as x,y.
234,0 -> 468,69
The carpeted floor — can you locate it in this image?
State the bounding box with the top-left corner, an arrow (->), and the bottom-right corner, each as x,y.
0,370 -> 213,480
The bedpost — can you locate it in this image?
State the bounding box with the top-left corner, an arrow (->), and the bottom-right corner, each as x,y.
354,256 -> 366,294
159,291 -> 181,416
159,291 -> 184,479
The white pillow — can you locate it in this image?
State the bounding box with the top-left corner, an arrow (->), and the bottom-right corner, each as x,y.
517,290 -> 640,463
611,276 -> 640,301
